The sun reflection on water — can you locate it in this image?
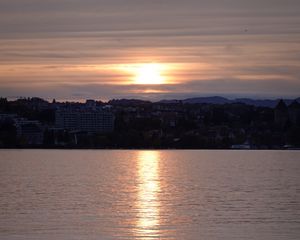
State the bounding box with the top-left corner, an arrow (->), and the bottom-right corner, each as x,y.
136,151 -> 161,238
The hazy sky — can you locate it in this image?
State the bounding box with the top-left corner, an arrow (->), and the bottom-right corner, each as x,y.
1,0 -> 300,101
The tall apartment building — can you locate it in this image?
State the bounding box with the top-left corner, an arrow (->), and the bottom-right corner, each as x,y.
55,107 -> 114,133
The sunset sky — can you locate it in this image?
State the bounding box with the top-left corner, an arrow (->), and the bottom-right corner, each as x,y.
0,0 -> 300,101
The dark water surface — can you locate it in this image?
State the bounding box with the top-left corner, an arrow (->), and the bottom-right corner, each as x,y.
0,150 -> 299,240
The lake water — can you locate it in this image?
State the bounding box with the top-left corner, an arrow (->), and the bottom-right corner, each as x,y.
0,150 -> 299,240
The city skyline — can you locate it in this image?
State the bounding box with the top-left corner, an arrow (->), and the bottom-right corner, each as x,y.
1,0 -> 300,101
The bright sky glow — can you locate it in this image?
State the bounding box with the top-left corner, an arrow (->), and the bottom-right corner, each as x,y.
0,0 -> 300,100
134,63 -> 166,85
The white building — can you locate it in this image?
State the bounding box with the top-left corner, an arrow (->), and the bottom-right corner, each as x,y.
55,107 -> 114,133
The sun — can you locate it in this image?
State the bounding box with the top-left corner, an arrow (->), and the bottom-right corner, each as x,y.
116,62 -> 170,85
133,63 -> 166,85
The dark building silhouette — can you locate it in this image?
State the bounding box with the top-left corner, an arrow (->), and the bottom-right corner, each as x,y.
274,100 -> 288,127
17,122 -> 43,145
288,100 -> 300,125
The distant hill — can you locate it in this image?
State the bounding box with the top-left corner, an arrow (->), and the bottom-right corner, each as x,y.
158,96 -> 229,104
108,99 -> 151,106
183,96 -> 231,104
158,97 -> 300,108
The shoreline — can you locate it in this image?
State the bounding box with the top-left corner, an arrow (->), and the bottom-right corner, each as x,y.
1,147 -> 299,151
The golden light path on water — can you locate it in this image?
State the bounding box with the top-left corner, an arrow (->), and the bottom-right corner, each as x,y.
135,151 -> 161,239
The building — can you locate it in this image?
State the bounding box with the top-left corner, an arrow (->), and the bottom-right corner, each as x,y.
0,114 -> 44,145
288,101 -> 300,126
274,100 -> 288,127
0,113 -> 18,122
14,118 -> 44,145
55,107 -> 114,133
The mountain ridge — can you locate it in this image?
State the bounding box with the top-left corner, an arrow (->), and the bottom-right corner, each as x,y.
158,96 -> 300,107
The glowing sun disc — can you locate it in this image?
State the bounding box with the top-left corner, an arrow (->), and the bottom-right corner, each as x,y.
134,63 -> 166,85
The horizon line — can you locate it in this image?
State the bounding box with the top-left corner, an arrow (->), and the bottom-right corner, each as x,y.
2,95 -> 300,104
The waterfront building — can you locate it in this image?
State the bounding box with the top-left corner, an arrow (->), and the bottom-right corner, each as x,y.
288,101 -> 300,125
274,100 -> 288,127
55,107 -> 114,133
14,118 -> 44,145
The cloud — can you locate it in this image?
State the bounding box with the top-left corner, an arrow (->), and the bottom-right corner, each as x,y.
0,0 -> 300,100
